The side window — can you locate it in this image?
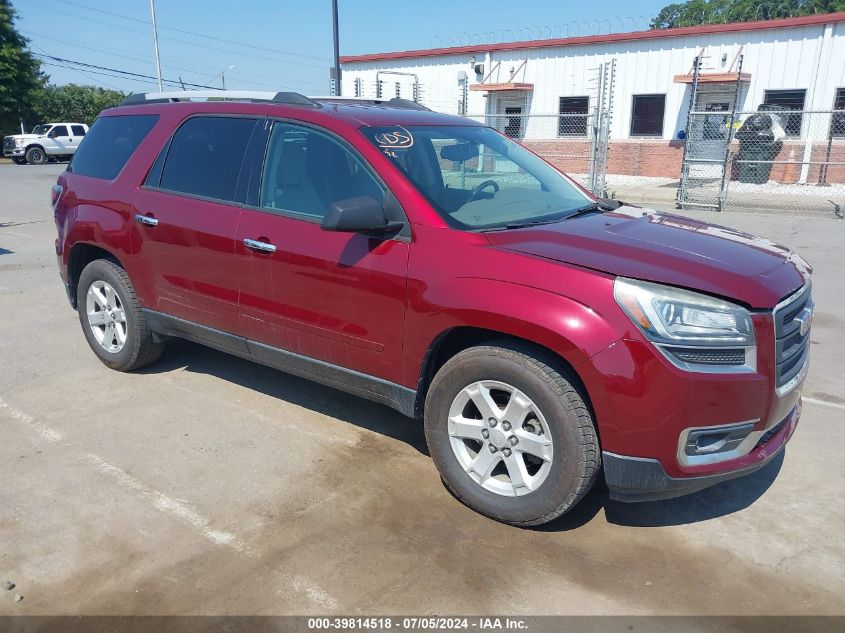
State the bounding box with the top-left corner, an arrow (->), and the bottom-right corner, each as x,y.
69,114 -> 159,180
71,125 -> 87,136
50,125 -> 69,138
159,116 -> 257,203
259,122 -> 384,219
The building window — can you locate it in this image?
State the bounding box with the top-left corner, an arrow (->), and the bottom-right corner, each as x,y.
630,94 -> 665,137
762,89 -> 806,136
832,88 -> 845,138
558,97 -> 589,136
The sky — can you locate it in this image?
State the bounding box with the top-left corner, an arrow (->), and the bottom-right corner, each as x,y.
13,0 -> 667,95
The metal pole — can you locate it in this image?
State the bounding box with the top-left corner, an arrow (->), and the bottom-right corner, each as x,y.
332,0 -> 341,96
221,71 -> 225,90
149,0 -> 163,91
717,53 -> 744,211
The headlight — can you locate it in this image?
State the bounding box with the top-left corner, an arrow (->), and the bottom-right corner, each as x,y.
614,277 -> 756,372
15,138 -> 25,147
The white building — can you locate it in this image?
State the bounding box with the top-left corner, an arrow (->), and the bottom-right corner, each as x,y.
340,13 -> 845,180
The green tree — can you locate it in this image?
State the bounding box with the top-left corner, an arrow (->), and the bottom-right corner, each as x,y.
31,84 -> 127,125
651,0 -> 845,29
0,0 -> 46,136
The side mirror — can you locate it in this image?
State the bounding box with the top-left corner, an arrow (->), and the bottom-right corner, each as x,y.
440,142 -> 479,162
47,130 -> 59,138
321,196 -> 403,234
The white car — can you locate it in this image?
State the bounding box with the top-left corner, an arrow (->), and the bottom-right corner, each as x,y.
2,123 -> 89,165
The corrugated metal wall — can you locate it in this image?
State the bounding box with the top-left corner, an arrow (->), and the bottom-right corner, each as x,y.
341,21 -> 845,141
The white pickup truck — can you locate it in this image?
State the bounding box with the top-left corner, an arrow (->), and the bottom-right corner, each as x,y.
3,123 -> 89,165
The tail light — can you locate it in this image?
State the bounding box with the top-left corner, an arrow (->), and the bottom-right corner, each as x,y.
51,184 -> 64,211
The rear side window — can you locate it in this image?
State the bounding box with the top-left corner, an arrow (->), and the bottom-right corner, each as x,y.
159,116 -> 257,203
71,125 -> 86,136
69,115 -> 159,180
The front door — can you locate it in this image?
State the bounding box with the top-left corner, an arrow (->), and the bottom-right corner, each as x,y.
132,115 -> 259,334
46,125 -> 71,154
235,120 -> 409,384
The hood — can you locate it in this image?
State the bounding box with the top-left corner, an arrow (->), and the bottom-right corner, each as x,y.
4,134 -> 42,141
484,206 -> 811,308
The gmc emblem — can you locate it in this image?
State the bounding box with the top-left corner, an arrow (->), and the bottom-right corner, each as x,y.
794,305 -> 814,337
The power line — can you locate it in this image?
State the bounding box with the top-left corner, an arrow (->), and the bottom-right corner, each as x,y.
39,62 -> 159,87
29,41 -> 124,90
21,1 -> 331,69
58,0 -> 332,62
33,53 -> 218,89
22,29 -> 328,88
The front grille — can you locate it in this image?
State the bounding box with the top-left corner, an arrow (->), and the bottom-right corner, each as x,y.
773,283 -> 812,389
2,137 -> 14,150
668,347 -> 745,365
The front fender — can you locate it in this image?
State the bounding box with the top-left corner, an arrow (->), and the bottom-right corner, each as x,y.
401,275 -> 627,389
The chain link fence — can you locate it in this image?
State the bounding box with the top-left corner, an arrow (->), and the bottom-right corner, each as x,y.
679,109 -> 845,215
463,112 -> 609,195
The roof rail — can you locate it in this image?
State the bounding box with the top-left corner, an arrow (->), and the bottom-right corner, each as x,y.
119,90 -> 319,107
310,96 -> 431,111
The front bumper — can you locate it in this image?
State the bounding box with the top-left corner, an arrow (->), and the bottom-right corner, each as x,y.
3,148 -> 25,157
603,401 -> 800,501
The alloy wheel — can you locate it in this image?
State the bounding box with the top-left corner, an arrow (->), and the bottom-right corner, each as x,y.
448,380 -> 554,497
86,280 -> 128,353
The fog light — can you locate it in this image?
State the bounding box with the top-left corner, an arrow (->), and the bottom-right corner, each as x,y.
684,423 -> 755,457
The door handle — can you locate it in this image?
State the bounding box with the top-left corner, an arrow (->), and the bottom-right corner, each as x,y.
134,214 -> 159,227
243,238 -> 276,254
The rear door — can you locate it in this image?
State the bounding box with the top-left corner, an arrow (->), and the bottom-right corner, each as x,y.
69,125 -> 87,152
235,120 -> 409,383
133,114 -> 259,334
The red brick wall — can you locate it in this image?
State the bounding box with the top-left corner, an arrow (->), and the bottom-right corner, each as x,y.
518,138 -> 845,183
522,138 -> 685,179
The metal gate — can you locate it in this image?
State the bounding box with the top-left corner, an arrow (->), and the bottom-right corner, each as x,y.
677,54 -> 745,210
462,60 -> 614,197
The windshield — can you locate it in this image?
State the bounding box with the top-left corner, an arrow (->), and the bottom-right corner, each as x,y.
361,125 -> 591,230
32,125 -> 51,135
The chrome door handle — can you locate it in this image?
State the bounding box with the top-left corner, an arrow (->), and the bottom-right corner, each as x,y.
243,238 -> 276,253
134,214 -> 159,227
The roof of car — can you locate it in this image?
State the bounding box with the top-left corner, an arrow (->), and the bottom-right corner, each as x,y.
105,92 -> 482,129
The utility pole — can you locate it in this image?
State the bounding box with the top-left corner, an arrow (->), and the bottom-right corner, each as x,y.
219,66 -> 235,90
332,0 -> 341,95
149,0 -> 163,91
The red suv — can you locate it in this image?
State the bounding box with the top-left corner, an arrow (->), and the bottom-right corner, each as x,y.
52,91 -> 812,526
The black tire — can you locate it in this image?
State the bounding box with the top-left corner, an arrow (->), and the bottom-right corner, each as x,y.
12,157 -> 26,165
424,342 -> 599,526
76,259 -> 164,372
25,146 -> 46,165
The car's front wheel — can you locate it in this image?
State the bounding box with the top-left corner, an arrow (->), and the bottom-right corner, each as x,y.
77,259 -> 164,371
24,146 -> 46,165
424,342 -> 599,526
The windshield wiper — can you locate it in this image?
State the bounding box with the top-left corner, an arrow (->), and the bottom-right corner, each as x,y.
506,218 -> 564,229
563,197 -> 623,220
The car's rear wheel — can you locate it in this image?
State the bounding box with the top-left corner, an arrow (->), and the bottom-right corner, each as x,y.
24,146 -> 46,165
12,157 -> 26,165
424,342 -> 599,526
77,259 -> 164,371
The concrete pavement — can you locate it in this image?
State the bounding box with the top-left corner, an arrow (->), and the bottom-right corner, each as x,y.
1,163 -> 843,616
